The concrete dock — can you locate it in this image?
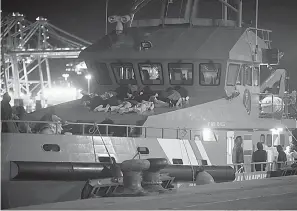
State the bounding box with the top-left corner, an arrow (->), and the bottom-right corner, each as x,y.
13,176 -> 297,210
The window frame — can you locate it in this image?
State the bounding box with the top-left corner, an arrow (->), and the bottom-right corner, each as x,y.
266,134 -> 272,147
199,63 -> 221,86
168,63 -> 194,85
111,63 -> 137,85
93,62 -> 113,85
138,63 -> 164,85
279,134 -> 285,147
226,63 -> 241,86
243,65 -> 253,86
253,66 -> 260,86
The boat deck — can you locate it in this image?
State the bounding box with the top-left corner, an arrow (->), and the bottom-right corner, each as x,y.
13,176 -> 297,210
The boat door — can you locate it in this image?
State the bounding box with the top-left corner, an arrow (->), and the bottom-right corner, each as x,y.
226,131 -> 235,164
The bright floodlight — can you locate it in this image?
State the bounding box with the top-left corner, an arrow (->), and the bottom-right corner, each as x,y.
62,73 -> 69,81
202,128 -> 212,140
85,74 -> 91,80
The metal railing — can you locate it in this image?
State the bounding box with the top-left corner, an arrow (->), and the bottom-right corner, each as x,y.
230,160 -> 296,174
258,92 -> 296,119
247,27 -> 272,48
2,119 -> 203,139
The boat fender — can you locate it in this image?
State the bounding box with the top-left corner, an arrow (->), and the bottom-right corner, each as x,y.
195,167 -> 215,185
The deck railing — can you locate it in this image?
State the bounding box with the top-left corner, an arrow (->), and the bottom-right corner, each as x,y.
1,119 -> 294,139
230,160 -> 296,174
2,119 -> 203,139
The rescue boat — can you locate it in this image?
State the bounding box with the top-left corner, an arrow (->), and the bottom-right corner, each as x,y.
2,0 -> 297,209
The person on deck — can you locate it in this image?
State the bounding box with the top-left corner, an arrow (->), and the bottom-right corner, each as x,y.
15,106 -> 32,133
252,142 -> 267,171
276,145 -> 287,169
1,92 -> 18,133
232,136 -> 244,172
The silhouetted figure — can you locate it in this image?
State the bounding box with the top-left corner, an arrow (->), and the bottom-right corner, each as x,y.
252,142 -> 267,171
232,136 -> 244,172
1,93 -> 13,132
15,106 -> 31,133
276,145 -> 287,169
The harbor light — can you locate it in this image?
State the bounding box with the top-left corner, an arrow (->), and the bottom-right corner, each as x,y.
62,73 -> 69,81
85,74 -> 91,80
270,128 -> 283,133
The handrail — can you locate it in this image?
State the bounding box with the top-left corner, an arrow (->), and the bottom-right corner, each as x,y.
1,119 -> 295,137
230,160 -> 296,174
257,92 -> 296,118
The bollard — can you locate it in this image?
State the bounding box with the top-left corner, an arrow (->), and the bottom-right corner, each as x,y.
195,166 -> 215,185
111,163 -> 123,183
142,158 -> 168,193
117,159 -> 150,196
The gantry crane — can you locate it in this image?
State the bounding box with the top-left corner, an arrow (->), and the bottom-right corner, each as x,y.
1,12 -> 92,107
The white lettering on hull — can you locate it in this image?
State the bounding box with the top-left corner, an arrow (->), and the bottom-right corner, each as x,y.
235,172 -> 268,181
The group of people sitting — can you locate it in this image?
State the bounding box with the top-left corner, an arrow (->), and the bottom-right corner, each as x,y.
1,92 -> 63,134
81,84 -> 190,115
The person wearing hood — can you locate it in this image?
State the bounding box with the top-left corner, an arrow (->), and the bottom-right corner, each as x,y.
1,93 -> 12,120
1,92 -> 17,132
252,142 -> 267,171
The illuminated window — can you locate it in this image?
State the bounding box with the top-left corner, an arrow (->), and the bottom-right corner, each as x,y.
202,128 -> 218,142
260,134 -> 266,144
111,63 -> 136,85
199,63 -> 221,86
253,67 -> 260,86
227,64 -> 240,86
244,65 -> 252,86
273,134 -> 279,146
94,62 -> 112,85
168,63 -> 193,85
139,63 -> 163,85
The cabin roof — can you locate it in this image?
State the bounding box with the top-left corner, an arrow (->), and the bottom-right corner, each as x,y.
80,25 -> 245,61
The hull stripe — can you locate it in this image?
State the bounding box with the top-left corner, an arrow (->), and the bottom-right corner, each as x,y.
195,140 -> 212,165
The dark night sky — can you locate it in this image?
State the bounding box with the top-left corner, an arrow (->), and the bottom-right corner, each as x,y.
2,0 -> 297,90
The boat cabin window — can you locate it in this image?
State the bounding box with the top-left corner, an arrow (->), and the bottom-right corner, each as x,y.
273,134 -> 279,146
94,62 -> 112,85
139,63 -> 163,85
227,64 -> 241,86
280,134 -> 285,147
266,134 -> 272,147
168,63 -> 193,85
111,63 -> 137,85
199,63 -> 221,86
244,65 -> 253,86
253,67 -> 260,86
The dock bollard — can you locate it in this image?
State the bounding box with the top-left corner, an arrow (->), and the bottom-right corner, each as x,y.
119,159 -> 150,196
142,158 -> 168,193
